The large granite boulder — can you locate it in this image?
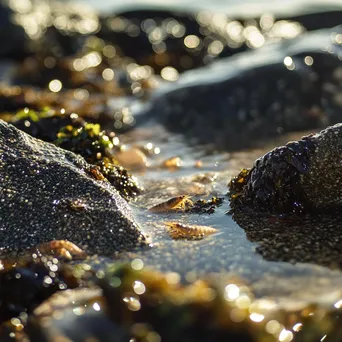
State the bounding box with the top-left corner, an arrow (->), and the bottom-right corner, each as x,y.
0,120 -> 147,254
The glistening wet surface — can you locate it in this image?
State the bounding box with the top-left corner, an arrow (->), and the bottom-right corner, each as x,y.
103,124 -> 342,308
2,1 -> 342,338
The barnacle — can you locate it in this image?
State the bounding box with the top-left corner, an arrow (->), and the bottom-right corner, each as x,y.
228,137 -> 315,214
187,196 -> 224,214
32,240 -> 86,260
96,158 -> 143,200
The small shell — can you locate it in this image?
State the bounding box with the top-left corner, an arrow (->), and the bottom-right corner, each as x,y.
165,222 -> 218,240
33,240 -> 86,260
161,156 -> 182,170
149,195 -> 193,213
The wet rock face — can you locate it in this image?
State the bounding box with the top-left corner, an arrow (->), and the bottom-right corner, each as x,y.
229,124 -> 342,214
300,124 -> 342,210
0,120 -> 147,254
229,136 -> 315,214
138,28 -> 342,149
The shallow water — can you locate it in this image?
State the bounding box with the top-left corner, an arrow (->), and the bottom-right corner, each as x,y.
100,123 -> 342,308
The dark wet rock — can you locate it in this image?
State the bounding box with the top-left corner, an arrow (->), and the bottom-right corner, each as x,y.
288,10 -> 342,31
12,108 -> 85,142
99,9 -> 220,73
98,4 -> 342,75
98,8 -> 306,74
0,86 -> 37,112
0,120 -> 147,254
0,2 -> 27,58
228,123 -> 342,214
136,27 -> 342,149
0,0 -> 99,59
0,254 -> 83,324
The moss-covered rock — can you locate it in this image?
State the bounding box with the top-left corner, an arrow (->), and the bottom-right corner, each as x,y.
12,108 -> 84,142
95,159 -> 142,200
54,123 -> 142,200
55,123 -> 118,163
7,110 -> 142,201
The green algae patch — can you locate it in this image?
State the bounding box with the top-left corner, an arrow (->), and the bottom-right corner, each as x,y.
55,123 -> 119,164
12,108 -> 84,142
54,123 -> 142,200
8,109 -> 142,201
96,159 -> 142,201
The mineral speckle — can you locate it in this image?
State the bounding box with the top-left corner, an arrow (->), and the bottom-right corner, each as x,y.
300,123 -> 342,210
0,120 -> 147,254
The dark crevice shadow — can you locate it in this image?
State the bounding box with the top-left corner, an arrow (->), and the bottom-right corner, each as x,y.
233,212 -> 342,270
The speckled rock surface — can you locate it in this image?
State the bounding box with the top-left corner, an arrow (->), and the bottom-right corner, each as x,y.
0,120 -> 147,254
229,123 -> 342,214
300,124 -> 342,209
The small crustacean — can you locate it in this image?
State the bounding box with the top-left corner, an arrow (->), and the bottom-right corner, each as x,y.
87,165 -> 107,181
165,222 -> 218,240
32,240 -> 86,260
148,195 -> 193,213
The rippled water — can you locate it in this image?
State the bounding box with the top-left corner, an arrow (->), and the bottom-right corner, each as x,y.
102,124 -> 342,307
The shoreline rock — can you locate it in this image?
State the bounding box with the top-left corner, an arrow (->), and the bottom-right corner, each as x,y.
228,123 -> 342,214
0,120 -> 148,254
